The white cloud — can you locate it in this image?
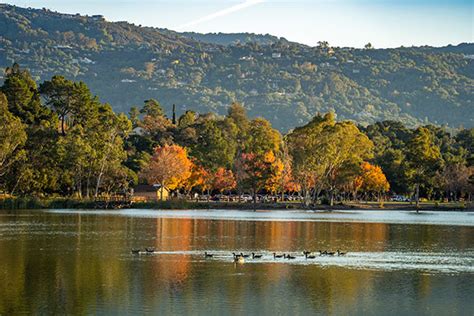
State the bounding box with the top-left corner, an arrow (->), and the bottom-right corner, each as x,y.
176,0 -> 265,30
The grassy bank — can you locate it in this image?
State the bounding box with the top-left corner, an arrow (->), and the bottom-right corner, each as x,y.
0,197 -> 302,210
0,197 -> 103,210
346,201 -> 473,212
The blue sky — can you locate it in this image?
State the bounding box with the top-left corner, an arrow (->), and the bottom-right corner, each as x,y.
3,0 -> 473,48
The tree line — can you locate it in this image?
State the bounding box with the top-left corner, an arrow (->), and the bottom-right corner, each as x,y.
1,64 -> 473,205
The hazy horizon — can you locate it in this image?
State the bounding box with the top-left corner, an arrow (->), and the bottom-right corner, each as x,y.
3,0 -> 473,48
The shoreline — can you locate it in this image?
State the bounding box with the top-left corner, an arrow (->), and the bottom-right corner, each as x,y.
1,197 -> 472,212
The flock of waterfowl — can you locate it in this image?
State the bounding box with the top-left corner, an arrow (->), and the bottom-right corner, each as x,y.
132,248 -> 347,264
130,247 -> 155,254
227,250 -> 347,263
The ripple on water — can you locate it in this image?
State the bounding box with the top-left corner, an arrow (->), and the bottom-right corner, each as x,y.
126,250 -> 474,274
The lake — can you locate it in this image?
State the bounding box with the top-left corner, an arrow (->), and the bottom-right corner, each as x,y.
0,209 -> 473,315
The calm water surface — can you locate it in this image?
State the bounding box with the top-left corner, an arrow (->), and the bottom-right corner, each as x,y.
0,209 -> 473,315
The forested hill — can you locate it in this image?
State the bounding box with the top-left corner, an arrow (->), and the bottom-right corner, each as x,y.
176,32 -> 282,46
1,4 -> 473,131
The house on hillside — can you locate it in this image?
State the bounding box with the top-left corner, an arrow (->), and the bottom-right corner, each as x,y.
132,184 -> 170,201
130,127 -> 145,136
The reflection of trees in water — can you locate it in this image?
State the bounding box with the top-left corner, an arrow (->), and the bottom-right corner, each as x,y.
0,213 -> 132,314
0,214 -> 473,314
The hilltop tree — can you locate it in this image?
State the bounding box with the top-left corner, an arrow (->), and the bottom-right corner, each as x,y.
317,41 -> 329,49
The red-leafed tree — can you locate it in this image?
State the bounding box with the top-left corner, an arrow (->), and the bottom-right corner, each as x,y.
212,167 -> 236,200
236,151 -> 279,206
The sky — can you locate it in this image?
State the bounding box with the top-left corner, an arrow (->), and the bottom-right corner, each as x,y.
3,0 -> 473,48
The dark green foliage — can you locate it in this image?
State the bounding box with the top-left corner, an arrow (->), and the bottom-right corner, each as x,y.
1,64 -> 134,197
141,99 -> 164,118
190,119 -> 237,170
1,63 -> 55,125
0,64 -> 472,203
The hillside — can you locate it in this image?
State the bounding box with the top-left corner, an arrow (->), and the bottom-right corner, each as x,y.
178,32 -> 282,46
0,4 -> 473,131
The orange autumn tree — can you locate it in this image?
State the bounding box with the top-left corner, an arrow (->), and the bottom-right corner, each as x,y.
262,151 -> 302,199
212,167 -> 236,199
360,162 -> 390,199
275,146 -> 300,200
141,144 -> 192,199
184,162 -> 209,195
265,155 -> 284,194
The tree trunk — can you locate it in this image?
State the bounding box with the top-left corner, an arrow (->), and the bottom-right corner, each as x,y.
86,177 -> 90,199
415,183 -> 420,212
252,184 -> 257,211
61,116 -> 66,136
303,187 -> 311,207
77,178 -> 82,199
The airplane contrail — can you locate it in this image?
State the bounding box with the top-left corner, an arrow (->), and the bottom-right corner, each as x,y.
176,0 -> 265,30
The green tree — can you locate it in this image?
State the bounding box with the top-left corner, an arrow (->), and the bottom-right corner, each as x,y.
1,63 -> 53,125
190,119 -> 237,170
406,127 -> 442,209
141,99 -> 164,118
40,76 -> 98,135
227,102 -> 250,147
246,118 -> 282,155
0,92 -> 27,190
288,112 -> 373,205
128,106 -> 140,128
456,128 -> 474,166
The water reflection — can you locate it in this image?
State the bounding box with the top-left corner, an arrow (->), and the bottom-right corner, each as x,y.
0,211 -> 473,315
